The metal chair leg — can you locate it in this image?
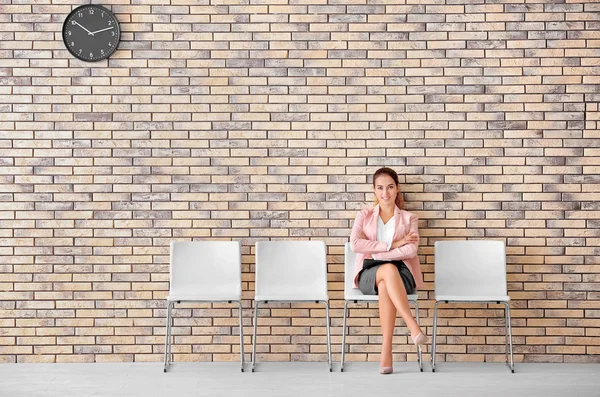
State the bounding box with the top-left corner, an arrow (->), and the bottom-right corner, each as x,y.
504,302 -> 515,373
340,300 -> 349,372
414,299 -> 423,372
504,303 -> 509,366
169,305 -> 174,365
431,301 -> 440,372
238,301 -> 245,372
251,301 -> 259,372
324,300 -> 332,372
163,301 -> 172,373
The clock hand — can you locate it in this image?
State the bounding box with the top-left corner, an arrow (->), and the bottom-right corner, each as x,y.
73,21 -> 94,36
89,26 -> 115,35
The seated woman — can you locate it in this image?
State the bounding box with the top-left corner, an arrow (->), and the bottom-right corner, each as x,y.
350,167 -> 428,375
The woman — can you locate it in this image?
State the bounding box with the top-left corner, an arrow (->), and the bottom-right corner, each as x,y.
350,167 -> 428,374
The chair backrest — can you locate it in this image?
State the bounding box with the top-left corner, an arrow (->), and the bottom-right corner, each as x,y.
255,241 -> 328,301
434,240 -> 507,299
344,242 -> 358,295
170,241 -> 241,298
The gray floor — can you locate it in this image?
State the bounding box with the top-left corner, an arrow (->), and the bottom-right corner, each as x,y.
1,362 -> 599,397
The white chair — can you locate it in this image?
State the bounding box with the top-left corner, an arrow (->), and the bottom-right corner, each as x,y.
432,240 -> 514,373
164,241 -> 244,372
252,241 -> 331,372
341,242 -> 423,372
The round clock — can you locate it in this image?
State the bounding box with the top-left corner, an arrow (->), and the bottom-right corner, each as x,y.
62,4 -> 120,62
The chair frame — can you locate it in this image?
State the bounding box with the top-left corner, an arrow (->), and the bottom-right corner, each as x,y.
341,297 -> 423,372
251,241 -> 332,372
431,240 -> 515,373
164,299 -> 244,373
251,299 -> 332,372
431,299 -> 514,373
341,242 -> 423,372
163,241 -> 244,373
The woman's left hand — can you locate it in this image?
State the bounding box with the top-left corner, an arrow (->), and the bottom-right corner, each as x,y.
391,232 -> 419,249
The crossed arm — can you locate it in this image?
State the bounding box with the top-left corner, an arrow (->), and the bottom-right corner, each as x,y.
350,211 -> 419,261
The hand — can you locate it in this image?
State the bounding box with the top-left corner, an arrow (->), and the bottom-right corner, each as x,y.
89,26 -> 115,35
391,232 -> 419,249
73,21 -> 94,36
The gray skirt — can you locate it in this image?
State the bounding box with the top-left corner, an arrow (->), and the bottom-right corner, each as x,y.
357,259 -> 416,296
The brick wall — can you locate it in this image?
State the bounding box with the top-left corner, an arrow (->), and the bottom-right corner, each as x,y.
1,0 -> 599,364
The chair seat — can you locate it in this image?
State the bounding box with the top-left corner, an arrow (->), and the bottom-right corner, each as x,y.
167,294 -> 241,302
345,292 -> 378,301
255,294 -> 329,302
345,288 -> 418,302
435,294 -> 510,302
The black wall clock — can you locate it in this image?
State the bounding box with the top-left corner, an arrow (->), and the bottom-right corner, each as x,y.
62,4 -> 120,62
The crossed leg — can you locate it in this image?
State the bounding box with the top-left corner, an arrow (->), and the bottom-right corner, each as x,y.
376,263 -> 423,367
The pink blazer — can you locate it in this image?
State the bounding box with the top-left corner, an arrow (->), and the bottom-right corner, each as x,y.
350,204 -> 424,290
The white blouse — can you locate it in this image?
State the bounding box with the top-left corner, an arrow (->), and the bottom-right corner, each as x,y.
372,215 -> 394,260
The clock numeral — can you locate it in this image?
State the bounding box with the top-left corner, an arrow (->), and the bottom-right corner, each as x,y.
78,12 -> 82,17
90,52 -> 93,58
108,20 -> 112,26
101,49 -> 105,55
68,31 -> 71,36
89,9 -> 94,15
101,11 -> 105,17
72,20 -> 76,25
78,49 -> 82,54
111,31 -> 115,36
108,42 -> 112,46
71,41 -> 74,46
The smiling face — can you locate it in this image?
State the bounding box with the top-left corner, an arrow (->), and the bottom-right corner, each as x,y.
374,173 -> 399,207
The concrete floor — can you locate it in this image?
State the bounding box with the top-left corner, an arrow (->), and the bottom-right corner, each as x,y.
1,362 -> 599,397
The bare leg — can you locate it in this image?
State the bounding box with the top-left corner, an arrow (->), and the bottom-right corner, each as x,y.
376,263 -> 423,338
377,281 -> 396,368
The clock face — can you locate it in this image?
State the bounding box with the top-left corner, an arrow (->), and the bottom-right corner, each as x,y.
62,5 -> 120,62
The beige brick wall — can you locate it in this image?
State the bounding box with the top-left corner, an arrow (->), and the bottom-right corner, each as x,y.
1,0 -> 599,364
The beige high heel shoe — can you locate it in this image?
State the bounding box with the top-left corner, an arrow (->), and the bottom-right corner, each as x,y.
411,332 -> 428,346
